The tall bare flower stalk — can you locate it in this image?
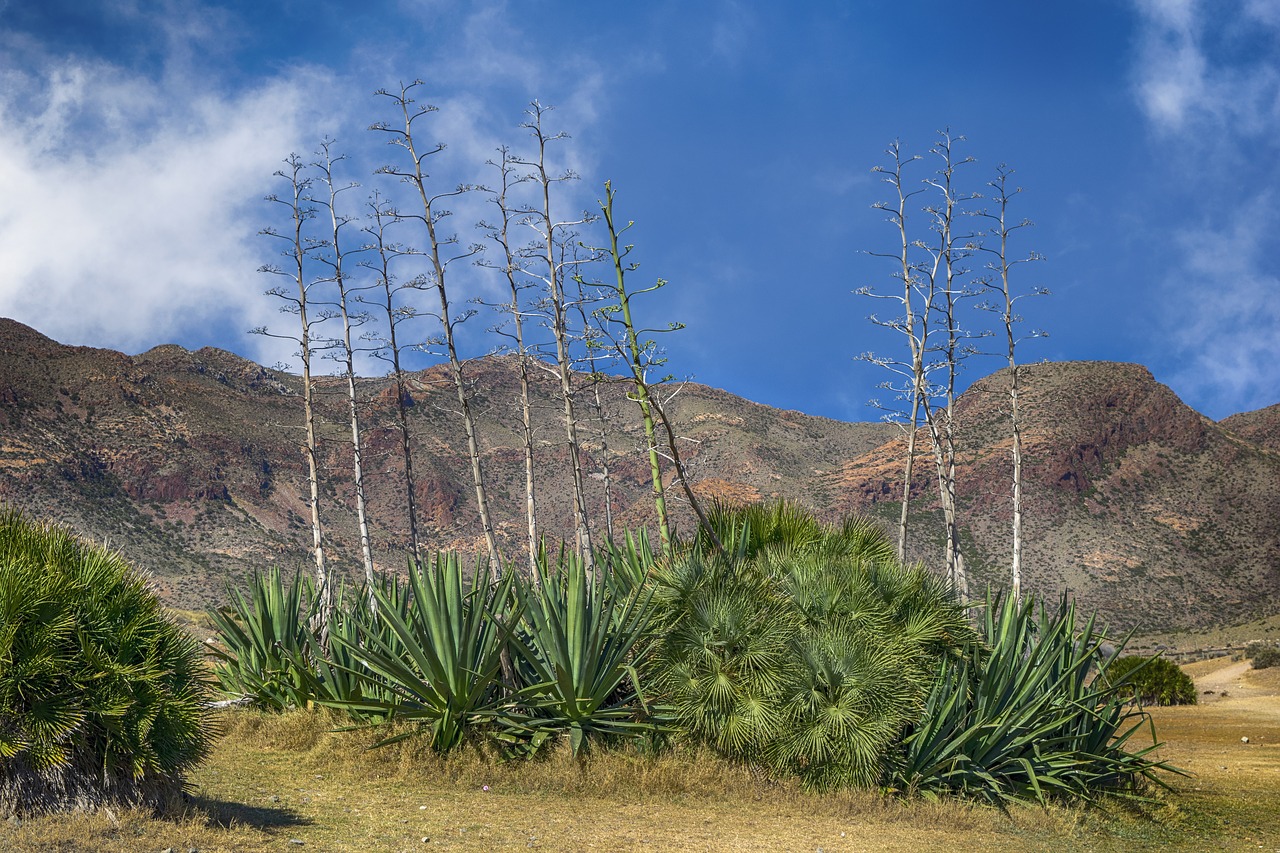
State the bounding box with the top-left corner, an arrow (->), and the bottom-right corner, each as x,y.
255,154 -> 332,640
373,81 -> 502,570
513,102 -> 596,569
312,141 -> 376,608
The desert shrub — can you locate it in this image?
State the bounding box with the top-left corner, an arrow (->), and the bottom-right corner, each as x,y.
648,501 -> 971,790
0,508 -> 215,817
1107,655 -> 1197,706
1244,642 -> 1280,670
888,593 -> 1182,805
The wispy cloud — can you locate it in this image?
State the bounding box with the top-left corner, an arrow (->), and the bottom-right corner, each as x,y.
0,52 -> 345,368
1129,0 -> 1280,416
1164,194 -> 1280,416
1132,0 -> 1280,137
709,0 -> 756,66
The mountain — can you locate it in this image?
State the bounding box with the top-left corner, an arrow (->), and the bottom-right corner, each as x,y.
1,317 -> 1276,631
827,362 -> 1280,629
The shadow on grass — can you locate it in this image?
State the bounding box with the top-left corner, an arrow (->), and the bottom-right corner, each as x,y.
184,794 -> 311,831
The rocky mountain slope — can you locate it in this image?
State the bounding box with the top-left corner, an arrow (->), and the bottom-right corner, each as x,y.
1,317 -> 1276,631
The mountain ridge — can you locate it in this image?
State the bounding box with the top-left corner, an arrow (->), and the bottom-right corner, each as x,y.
1,317 -> 1276,631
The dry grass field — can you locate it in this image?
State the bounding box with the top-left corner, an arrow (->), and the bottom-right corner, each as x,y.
3,657 -> 1277,853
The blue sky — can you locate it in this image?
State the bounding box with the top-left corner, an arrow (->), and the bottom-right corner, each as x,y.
0,0 -> 1277,421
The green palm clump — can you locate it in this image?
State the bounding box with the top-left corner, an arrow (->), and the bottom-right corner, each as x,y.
0,508 -> 214,817
649,501 -> 971,789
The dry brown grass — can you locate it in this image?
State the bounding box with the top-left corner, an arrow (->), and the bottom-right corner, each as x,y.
5,673 -> 1279,852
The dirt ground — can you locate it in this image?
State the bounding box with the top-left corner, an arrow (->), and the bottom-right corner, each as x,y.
1137,656 -> 1280,851
1183,654 -> 1280,704
4,657 -> 1279,852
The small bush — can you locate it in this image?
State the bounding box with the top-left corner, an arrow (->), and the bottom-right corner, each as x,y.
0,508 -> 215,817
1108,655 -> 1197,706
1245,642 -> 1280,670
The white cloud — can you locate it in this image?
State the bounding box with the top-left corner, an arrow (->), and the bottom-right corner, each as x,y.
1244,0 -> 1280,27
1163,195 -> 1280,416
0,54 -> 349,367
1129,0 -> 1280,416
0,1 -> 640,374
1130,0 -> 1280,134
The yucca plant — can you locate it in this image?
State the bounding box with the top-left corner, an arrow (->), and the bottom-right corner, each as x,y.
0,508 -> 214,816
206,566 -> 316,711
318,553 -> 513,751
650,501 -> 971,789
595,530 -> 659,599
888,591 -> 1183,805
498,548 -> 664,755
299,576 -> 411,721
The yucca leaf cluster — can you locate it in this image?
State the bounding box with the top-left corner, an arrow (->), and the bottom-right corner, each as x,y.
888,592 -> 1183,805
209,539 -> 663,756
648,502 -> 972,789
0,509 -> 214,817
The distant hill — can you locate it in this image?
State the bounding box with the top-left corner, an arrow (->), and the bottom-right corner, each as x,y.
1,317 -> 1276,631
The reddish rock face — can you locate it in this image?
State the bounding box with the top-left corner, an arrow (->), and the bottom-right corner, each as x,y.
824,361 -> 1279,630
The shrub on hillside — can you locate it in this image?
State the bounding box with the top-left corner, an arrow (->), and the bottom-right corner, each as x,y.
1108,655 -> 1197,706
0,508 -> 215,817
1245,642 -> 1280,670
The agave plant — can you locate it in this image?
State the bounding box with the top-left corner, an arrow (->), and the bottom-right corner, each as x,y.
498,548 -> 664,755
887,591 -> 1184,805
318,553 -> 513,751
299,576 -> 411,721
206,566 -> 316,711
595,530 -> 659,599
0,508 -> 214,816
